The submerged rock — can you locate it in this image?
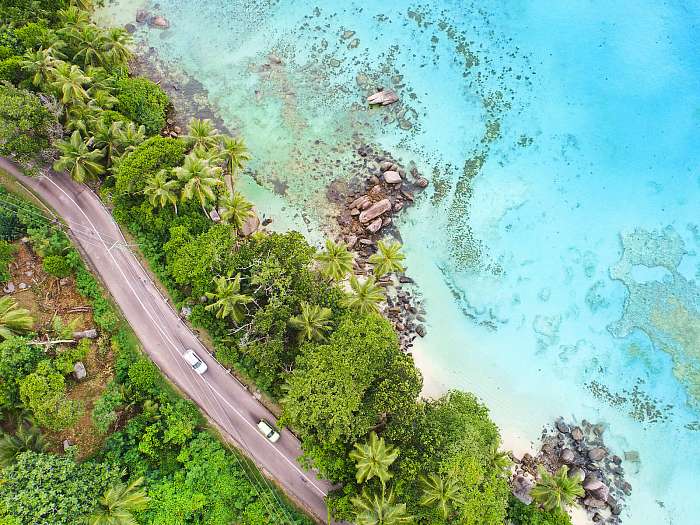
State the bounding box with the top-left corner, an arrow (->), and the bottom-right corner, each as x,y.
150,16 -> 170,29
367,89 -> 399,106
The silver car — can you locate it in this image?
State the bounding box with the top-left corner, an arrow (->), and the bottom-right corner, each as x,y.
183,349 -> 208,374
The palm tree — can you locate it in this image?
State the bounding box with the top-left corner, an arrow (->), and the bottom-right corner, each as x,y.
144,171 -> 180,213
71,0 -> 94,11
205,274 -> 252,324
53,130 -> 105,182
87,477 -> 149,525
173,154 -> 223,215
21,49 -> 59,88
342,275 -> 385,314
0,425 -> 48,467
219,191 -> 253,230
531,465 -> 584,512
315,240 -> 353,282
92,119 -> 123,167
70,24 -> 107,68
0,297 -> 34,340
419,472 -> 463,520
87,89 -> 119,111
64,104 -> 100,138
288,302 -> 333,343
368,240 -> 406,277
220,136 -> 251,195
185,118 -> 220,150
50,62 -> 91,105
352,489 -> 413,525
349,432 -> 399,486
102,28 -> 132,67
58,6 -> 91,26
489,444 -> 513,475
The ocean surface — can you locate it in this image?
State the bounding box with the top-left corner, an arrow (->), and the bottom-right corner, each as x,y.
97,1 -> 700,523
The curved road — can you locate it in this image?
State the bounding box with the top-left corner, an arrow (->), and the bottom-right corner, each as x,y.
0,158 -> 336,524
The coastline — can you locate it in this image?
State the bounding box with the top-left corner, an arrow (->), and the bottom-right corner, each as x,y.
89,2 -> 700,520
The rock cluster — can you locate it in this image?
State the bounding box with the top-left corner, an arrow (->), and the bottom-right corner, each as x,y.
162,118 -> 182,139
335,144 -> 429,350
135,10 -> 171,30
512,419 -> 631,524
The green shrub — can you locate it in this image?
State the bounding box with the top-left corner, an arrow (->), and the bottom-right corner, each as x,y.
53,338 -> 90,375
507,497 -> 573,525
92,381 -> 124,433
75,268 -> 120,333
0,239 -> 15,283
0,56 -> 25,84
113,136 -> 186,196
115,77 -> 169,135
0,46 -> 14,61
0,83 -> 54,161
0,451 -> 119,525
42,254 -> 73,277
12,22 -> 51,51
127,357 -> 163,398
0,336 -> 42,409
19,360 -> 84,430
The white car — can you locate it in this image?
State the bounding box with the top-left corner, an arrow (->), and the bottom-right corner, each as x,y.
257,419 -> 280,443
183,349 -> 207,374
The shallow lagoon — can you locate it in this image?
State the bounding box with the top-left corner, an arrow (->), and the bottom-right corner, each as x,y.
98,1 -> 700,523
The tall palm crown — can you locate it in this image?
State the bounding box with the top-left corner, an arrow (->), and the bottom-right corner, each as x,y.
0,297 -> 35,340
53,130 -> 105,183
102,28 -> 132,67
71,0 -> 94,10
69,24 -> 107,68
173,154 -> 223,214
530,465 -> 584,512
219,192 -> 254,230
111,122 -> 146,165
87,476 -> 149,525
220,136 -> 251,194
288,302 -> 333,343
352,489 -> 413,525
92,119 -> 123,166
419,472 -> 463,519
64,104 -> 100,138
21,48 -> 59,88
368,240 -> 406,277
315,240 -> 353,282
205,274 -> 253,324
185,118 -> 220,150
342,275 -> 385,314
349,432 -> 399,485
50,62 -> 91,105
58,6 -> 91,26
144,171 -> 179,213
0,425 -> 48,468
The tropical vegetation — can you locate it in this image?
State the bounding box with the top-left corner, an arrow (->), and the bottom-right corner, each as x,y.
0,2 -> 576,524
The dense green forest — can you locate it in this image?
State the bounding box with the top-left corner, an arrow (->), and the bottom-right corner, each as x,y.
0,0 -> 577,523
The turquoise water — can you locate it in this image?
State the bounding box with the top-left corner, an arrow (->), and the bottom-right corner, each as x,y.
98,1 -> 700,523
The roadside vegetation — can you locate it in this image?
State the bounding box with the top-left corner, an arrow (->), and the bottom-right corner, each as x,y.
0,0 -> 578,524
0,186 -> 310,524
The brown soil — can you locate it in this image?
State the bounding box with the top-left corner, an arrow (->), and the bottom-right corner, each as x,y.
6,241 -> 115,459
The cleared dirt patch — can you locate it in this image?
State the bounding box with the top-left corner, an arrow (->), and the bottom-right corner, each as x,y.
6,241 -> 115,459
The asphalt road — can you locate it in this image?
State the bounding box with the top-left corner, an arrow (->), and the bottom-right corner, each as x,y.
0,158 -> 336,524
